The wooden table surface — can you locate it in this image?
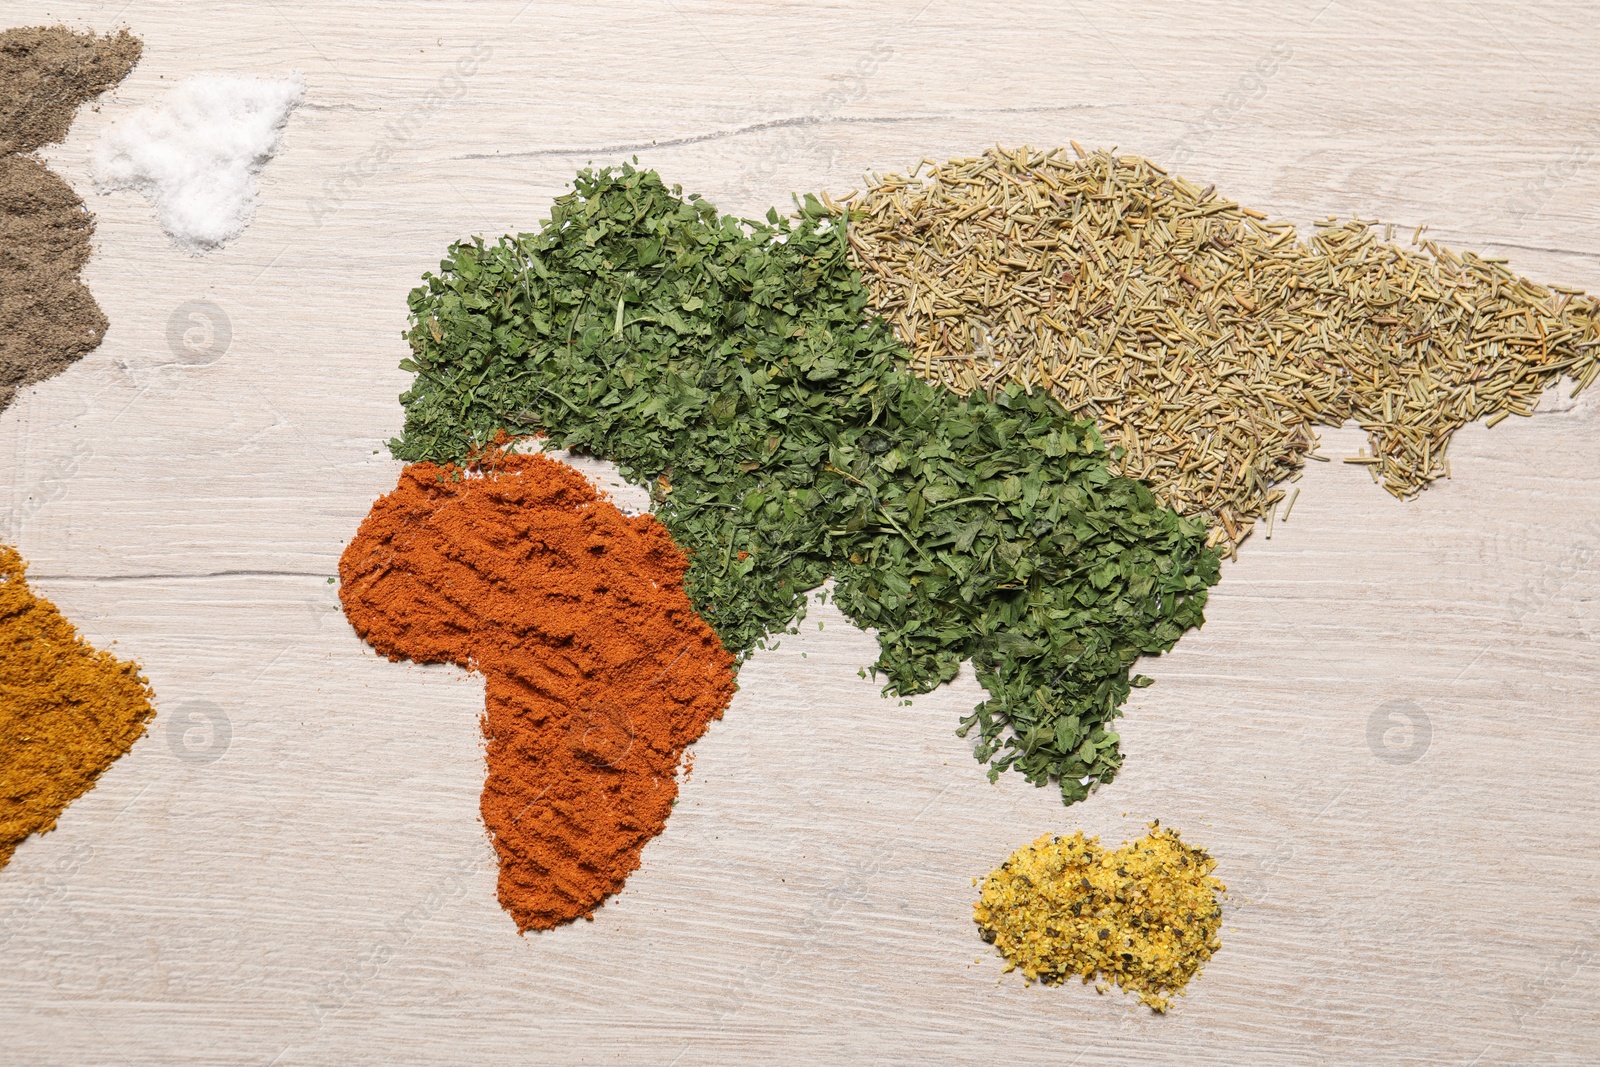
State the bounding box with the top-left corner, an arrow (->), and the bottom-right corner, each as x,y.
4,2 -> 1600,1063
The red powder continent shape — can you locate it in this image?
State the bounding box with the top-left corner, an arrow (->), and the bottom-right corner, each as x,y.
339,453 -> 735,931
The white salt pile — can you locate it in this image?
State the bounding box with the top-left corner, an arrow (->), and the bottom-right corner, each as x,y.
93,74 -> 304,253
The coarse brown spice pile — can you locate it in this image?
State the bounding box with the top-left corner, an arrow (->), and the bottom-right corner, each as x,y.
843,146 -> 1600,551
974,824 -> 1224,1011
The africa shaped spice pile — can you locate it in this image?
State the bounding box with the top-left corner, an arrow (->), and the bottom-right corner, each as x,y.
340,451 -> 733,931
345,154 -> 1600,937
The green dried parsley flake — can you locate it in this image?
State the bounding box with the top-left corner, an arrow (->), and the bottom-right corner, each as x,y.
974,826 -> 1225,1011
391,164 -> 1220,804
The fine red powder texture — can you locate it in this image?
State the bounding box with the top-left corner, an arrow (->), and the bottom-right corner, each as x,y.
338,452 -> 735,931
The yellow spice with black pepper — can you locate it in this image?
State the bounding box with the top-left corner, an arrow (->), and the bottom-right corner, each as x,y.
974,824 -> 1224,1011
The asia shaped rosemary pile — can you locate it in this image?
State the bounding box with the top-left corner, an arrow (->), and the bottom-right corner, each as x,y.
845,146 -> 1600,551
391,165 -> 1220,803
974,824 -> 1225,1011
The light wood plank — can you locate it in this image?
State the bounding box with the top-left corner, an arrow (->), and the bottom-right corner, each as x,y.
4,2 -> 1600,1063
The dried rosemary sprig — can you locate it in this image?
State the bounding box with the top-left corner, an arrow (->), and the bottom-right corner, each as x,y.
842,146 -> 1600,549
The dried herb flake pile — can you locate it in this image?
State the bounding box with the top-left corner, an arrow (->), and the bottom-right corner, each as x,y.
974,824 -> 1224,1011
845,146 -> 1600,550
391,165 -> 1220,803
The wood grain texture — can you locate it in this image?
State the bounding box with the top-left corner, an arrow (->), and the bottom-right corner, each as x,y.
2,2 -> 1599,1063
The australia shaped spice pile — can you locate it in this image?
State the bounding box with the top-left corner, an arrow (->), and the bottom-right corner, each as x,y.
974,823 -> 1225,1012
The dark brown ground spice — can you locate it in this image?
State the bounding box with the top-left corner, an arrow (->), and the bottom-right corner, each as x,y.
0,26 -> 141,412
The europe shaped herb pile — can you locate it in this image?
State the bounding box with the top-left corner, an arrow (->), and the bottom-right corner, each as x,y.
391,166 -> 1220,803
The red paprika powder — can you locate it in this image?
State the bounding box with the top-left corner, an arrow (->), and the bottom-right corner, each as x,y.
339,451 -> 734,931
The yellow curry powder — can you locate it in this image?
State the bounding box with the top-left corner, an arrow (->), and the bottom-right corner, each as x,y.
0,543 -> 154,868
974,824 -> 1224,1011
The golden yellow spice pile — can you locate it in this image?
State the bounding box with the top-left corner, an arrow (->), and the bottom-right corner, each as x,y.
0,543 -> 155,868
843,146 -> 1600,551
974,824 -> 1224,1011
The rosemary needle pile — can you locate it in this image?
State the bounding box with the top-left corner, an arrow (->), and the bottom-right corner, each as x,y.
974,824 -> 1224,1011
844,146 -> 1600,550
